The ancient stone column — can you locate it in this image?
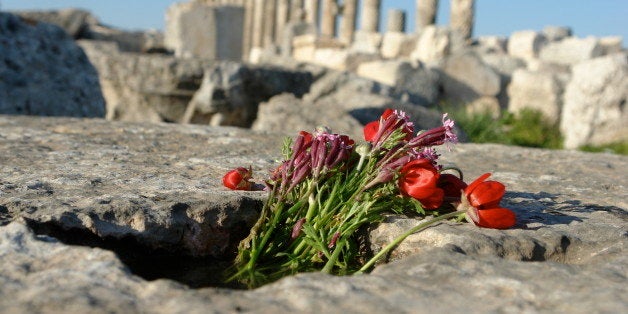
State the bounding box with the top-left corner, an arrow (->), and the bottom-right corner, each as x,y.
450,0 -> 474,40
251,0 -> 265,49
320,0 -> 337,38
386,9 -> 405,33
416,0 -> 438,33
263,0 -> 277,47
291,0 -> 305,22
361,0 -> 381,33
340,0 -> 357,43
242,0 -> 255,59
275,0 -> 290,42
304,0 -> 320,26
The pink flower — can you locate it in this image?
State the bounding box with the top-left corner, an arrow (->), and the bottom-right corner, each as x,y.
363,109 -> 414,147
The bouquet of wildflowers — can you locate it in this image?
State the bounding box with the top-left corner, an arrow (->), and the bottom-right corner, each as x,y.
223,109 -> 516,288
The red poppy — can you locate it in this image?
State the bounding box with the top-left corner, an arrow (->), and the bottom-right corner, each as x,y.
223,167 -> 253,191
461,173 -> 516,229
438,173 -> 468,200
398,159 -> 444,209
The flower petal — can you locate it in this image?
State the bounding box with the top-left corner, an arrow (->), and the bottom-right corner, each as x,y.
475,207 -> 516,229
468,181 -> 505,208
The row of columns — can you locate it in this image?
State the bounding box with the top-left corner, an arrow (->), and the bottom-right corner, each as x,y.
243,0 -> 474,59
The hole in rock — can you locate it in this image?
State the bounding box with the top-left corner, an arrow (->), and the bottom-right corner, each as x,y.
24,219 -> 247,289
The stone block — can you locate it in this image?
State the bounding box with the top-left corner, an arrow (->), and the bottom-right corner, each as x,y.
542,25 -> 572,42
350,30 -> 383,54
0,13 -> 105,118
539,37 -> 604,65
475,35 -> 507,54
410,25 -> 466,65
507,69 -> 563,124
356,60 -> 439,105
507,30 -> 547,60
381,32 -> 408,59
441,51 -> 501,104
560,53 -> 628,148
165,2 -> 244,60
598,36 -> 623,55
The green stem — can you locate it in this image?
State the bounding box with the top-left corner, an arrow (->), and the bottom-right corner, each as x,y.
321,238 -> 345,274
356,210 -> 466,274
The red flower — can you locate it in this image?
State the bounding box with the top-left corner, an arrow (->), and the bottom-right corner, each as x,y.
363,109 -> 414,145
460,173 -> 516,229
438,173 -> 468,200
398,159 -> 444,209
223,167 -> 253,191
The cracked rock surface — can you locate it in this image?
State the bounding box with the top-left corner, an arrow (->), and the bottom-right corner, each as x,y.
1,115 -> 626,313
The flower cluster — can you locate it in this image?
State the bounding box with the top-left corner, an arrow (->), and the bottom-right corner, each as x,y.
223,109 -> 516,287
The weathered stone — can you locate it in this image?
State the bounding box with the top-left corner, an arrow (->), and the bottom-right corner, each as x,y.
440,51 -> 501,103
560,53 -> 628,149
474,35 -> 507,54
542,25 -> 572,42
356,60 -> 439,105
339,0 -> 358,44
480,53 -> 527,108
598,36 -> 623,55
1,116 -> 626,313
79,40 -> 209,122
281,20 -> 317,58
350,30 -> 383,54
314,48 -> 352,70
386,9 -> 405,33
508,30 -> 547,60
415,0 -> 439,32
450,0 -> 475,40
361,0 -> 381,33
380,32 -> 409,59
0,13 -> 105,118
165,2 -> 244,60
539,37 -> 604,65
507,69 -> 563,124
410,25 -> 466,65
87,25 -> 166,53
181,62 -> 314,126
11,8 -> 99,38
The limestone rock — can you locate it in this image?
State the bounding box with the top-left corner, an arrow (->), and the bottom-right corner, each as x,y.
560,53 -> 628,149
380,32 -> 409,59
507,69 -> 564,124
508,30 -> 547,60
539,37 -> 604,65
1,116 -> 626,313
541,25 -> 572,42
11,8 -> 99,38
253,70 -> 446,139
598,36 -> 624,55
410,25 -> 466,65
165,2 -> 244,60
356,60 -> 439,105
0,13 -> 105,118
474,35 -> 507,54
79,40 -> 209,122
182,62 -> 314,126
440,51 -> 501,104
350,30 -> 383,55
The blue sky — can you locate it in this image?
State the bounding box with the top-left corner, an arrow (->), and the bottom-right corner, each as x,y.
3,0 -> 627,45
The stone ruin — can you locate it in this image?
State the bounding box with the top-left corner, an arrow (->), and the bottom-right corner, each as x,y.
3,0 -> 626,149
0,3 -> 627,312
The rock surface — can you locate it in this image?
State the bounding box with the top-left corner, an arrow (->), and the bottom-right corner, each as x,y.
0,13 -> 105,118
560,53 -> 628,149
1,115 -> 626,313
